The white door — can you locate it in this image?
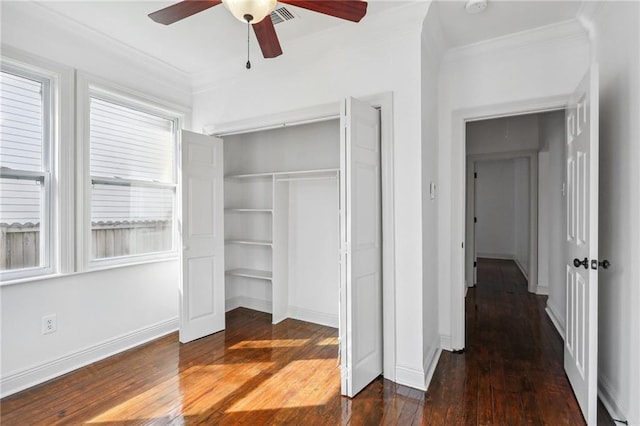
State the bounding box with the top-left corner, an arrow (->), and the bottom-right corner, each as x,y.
564,65 -> 599,425
180,131 -> 225,343
340,97 -> 382,397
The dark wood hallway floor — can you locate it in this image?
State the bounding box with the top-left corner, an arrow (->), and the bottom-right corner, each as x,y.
1,258 -> 614,425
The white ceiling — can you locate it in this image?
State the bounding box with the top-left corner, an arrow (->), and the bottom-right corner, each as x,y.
435,0 -> 584,48
26,0 -> 585,75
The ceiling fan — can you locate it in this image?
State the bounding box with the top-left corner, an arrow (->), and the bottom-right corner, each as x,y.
148,0 -> 368,67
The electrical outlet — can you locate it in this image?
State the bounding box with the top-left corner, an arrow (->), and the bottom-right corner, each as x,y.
42,314 -> 57,334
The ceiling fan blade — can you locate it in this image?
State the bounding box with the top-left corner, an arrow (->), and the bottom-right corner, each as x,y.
253,17 -> 283,59
148,0 -> 222,25
279,0 -> 367,22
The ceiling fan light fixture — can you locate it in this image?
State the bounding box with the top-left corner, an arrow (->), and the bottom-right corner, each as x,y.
222,0 -> 277,23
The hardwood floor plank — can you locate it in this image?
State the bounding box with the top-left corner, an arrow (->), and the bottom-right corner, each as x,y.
1,261 -> 617,425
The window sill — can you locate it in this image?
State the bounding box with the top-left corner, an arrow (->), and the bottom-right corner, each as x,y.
0,254 -> 179,287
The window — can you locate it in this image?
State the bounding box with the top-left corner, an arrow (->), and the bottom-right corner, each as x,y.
88,93 -> 177,263
0,67 -> 52,279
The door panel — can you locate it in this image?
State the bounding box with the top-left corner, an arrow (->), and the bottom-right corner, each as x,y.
564,65 -> 599,425
180,131 -> 225,343
340,97 -> 382,398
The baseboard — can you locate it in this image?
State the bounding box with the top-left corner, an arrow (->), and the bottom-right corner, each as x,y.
423,336 -> 442,390
476,253 -> 515,260
395,365 -> 426,391
288,306 -> 338,328
545,301 -> 565,340
536,283 -> 549,295
226,296 -> 272,314
225,296 -> 242,312
513,258 -> 529,280
598,374 -> 636,425
440,334 -> 452,351
0,317 -> 178,399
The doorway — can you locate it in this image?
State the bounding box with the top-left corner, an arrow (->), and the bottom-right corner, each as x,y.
182,93 -> 396,393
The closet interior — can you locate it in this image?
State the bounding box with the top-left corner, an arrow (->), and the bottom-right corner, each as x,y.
223,119 -> 341,328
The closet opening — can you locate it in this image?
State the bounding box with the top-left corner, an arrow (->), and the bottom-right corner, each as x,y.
207,94 -> 395,396
223,119 -> 342,328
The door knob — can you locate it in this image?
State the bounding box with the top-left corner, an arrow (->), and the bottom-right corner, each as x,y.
598,259 -> 610,269
573,257 -> 588,269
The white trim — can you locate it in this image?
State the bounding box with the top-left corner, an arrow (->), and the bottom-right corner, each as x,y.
225,296 -> 272,315
287,306 -> 338,329
545,300 -> 565,340
0,51 -> 69,282
514,257 -> 529,281
423,335 -> 442,390
208,92 -> 397,382
444,19 -> 587,64
204,103 -> 339,136
440,334 -> 452,351
598,374 -> 632,426
0,318 -> 178,398
477,253 -> 518,260
536,284 -> 549,296
451,95 -> 569,351
395,365 -> 426,391
18,2 -> 190,92
75,72 -> 188,272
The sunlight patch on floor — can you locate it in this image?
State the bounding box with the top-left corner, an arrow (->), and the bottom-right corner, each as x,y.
86,362 -> 273,423
229,339 -> 310,349
226,359 -> 339,412
316,336 -> 339,346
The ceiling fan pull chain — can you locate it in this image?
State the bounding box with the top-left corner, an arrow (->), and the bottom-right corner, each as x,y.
245,16 -> 252,69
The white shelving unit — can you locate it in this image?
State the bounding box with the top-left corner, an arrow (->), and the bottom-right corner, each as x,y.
224,168 -> 339,324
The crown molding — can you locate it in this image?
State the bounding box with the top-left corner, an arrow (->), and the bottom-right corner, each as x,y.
4,2 -> 191,101
443,18 -> 589,65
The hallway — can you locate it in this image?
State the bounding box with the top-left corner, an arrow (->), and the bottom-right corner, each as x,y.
421,258 -> 612,425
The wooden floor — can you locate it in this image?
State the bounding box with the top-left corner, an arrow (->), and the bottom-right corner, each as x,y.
1,258 -> 614,425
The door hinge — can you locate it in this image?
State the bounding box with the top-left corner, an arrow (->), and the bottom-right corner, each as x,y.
474,217 -> 477,223
474,172 -> 477,178
474,261 -> 477,267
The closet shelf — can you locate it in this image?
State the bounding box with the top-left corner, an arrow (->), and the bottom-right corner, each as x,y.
225,208 -> 273,213
225,239 -> 273,247
225,168 -> 338,181
226,268 -> 272,281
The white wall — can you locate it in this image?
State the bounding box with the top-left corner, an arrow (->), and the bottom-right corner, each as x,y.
466,114 -> 539,156
0,261 -> 179,397
223,120 -> 340,175
420,0 -> 445,383
513,157 -> 530,275
585,2 -> 640,424
0,3 -> 189,397
474,160 -> 516,257
537,110 -> 565,320
287,179 -> 340,327
437,20 -> 590,349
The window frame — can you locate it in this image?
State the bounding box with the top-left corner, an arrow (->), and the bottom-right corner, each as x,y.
0,63 -> 54,282
77,75 -> 184,271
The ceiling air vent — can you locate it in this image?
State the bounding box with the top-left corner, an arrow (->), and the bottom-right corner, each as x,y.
270,7 -> 297,25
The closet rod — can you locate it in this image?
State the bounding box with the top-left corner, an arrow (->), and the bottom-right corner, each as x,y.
275,176 -> 338,183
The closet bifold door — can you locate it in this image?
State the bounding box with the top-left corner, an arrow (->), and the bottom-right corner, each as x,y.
272,178 -> 289,324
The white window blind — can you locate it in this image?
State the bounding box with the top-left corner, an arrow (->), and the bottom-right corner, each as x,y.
0,72 -> 43,172
89,95 -> 176,261
90,98 -> 173,182
0,69 -> 50,276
